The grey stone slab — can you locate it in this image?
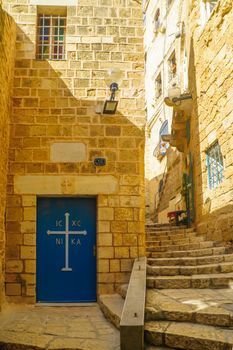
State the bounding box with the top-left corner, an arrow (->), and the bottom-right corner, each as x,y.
120,256 -> 147,350
99,294 -> 124,329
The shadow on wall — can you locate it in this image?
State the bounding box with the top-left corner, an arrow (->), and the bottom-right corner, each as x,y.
9,26 -> 145,178
0,6 -> 16,309
189,37 -> 201,230
146,146 -> 183,223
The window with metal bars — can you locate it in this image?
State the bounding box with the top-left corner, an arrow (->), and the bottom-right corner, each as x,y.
36,14 -> 66,60
206,141 -> 224,189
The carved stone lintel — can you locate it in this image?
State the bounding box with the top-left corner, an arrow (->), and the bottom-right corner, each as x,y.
61,178 -> 74,194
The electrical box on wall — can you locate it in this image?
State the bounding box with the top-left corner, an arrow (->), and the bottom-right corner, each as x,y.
93,158 -> 106,166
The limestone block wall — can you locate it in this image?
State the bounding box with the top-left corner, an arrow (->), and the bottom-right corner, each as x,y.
157,148 -> 183,221
3,0 -> 145,303
189,0 -> 233,241
0,6 -> 16,308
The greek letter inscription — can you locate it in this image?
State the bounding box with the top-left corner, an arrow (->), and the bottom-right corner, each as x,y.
72,220 -> 81,227
47,212 -> 87,272
56,238 -> 63,245
71,238 -> 81,246
56,220 -> 63,227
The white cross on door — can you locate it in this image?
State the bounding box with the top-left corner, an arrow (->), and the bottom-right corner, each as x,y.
47,212 -> 87,272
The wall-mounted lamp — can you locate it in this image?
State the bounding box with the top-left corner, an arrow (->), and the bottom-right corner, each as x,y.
164,86 -> 192,107
103,68 -> 123,114
172,94 -> 192,103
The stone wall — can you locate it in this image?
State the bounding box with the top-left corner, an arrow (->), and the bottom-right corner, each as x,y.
0,6 -> 16,308
189,0 -> 233,241
157,148 -> 184,223
3,0 -> 145,302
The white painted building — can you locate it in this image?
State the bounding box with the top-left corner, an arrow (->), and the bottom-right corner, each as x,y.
144,0 -> 190,222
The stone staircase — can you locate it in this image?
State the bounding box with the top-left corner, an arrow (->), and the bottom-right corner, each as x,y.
145,223 -> 233,350
99,284 -> 127,329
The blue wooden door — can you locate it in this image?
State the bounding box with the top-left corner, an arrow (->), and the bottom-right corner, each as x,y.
36,197 -> 96,303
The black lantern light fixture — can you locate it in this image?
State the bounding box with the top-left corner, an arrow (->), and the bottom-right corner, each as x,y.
103,68 -> 123,114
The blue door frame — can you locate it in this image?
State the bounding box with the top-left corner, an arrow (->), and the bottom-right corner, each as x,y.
36,197 -> 97,303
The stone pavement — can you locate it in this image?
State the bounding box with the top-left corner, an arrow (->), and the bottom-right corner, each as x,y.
0,304 -> 120,350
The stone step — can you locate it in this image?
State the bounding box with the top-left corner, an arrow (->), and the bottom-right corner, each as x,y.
146,241 -> 215,253
146,230 -> 191,235
146,272 -> 233,289
148,246 -> 226,258
99,294 -> 124,329
147,253 -> 233,266
146,232 -> 200,242
145,321 -> 233,350
145,346 -> 177,350
146,224 -> 194,229
146,223 -> 184,228
146,288 -> 233,327
146,237 -> 205,247
147,261 -> 233,276
146,228 -> 194,234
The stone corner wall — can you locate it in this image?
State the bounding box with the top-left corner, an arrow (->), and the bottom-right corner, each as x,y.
0,6 -> 16,309
189,0 -> 233,241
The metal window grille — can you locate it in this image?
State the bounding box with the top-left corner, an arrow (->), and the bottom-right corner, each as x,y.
36,14 -> 66,60
206,142 -> 224,189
